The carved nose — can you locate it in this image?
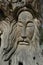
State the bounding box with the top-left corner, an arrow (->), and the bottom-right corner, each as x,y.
21,35 -> 27,39
21,27 -> 27,39
21,33 -> 27,39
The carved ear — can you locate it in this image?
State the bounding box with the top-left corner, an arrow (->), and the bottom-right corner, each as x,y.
33,18 -> 41,28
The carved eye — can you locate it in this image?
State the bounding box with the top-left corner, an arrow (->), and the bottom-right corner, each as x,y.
18,22 -> 23,27
27,23 -> 34,27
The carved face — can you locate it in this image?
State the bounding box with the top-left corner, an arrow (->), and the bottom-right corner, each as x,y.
15,11 -> 35,45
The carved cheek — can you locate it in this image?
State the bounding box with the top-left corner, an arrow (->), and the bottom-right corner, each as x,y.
26,27 -> 35,40
16,25 -> 22,38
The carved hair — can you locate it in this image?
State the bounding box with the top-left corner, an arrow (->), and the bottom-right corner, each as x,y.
13,6 -> 40,21
31,18 -> 41,50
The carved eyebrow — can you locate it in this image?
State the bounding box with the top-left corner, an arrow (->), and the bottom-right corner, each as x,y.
26,21 -> 33,25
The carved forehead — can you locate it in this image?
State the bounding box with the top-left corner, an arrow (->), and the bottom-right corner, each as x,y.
18,11 -> 33,22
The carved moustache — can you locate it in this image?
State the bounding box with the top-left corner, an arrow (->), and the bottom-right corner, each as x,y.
17,37 -> 31,45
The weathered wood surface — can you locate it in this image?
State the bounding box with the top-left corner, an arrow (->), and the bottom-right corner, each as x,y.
0,0 -> 43,65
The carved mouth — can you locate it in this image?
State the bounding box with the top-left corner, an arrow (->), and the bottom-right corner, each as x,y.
18,40 -> 29,45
